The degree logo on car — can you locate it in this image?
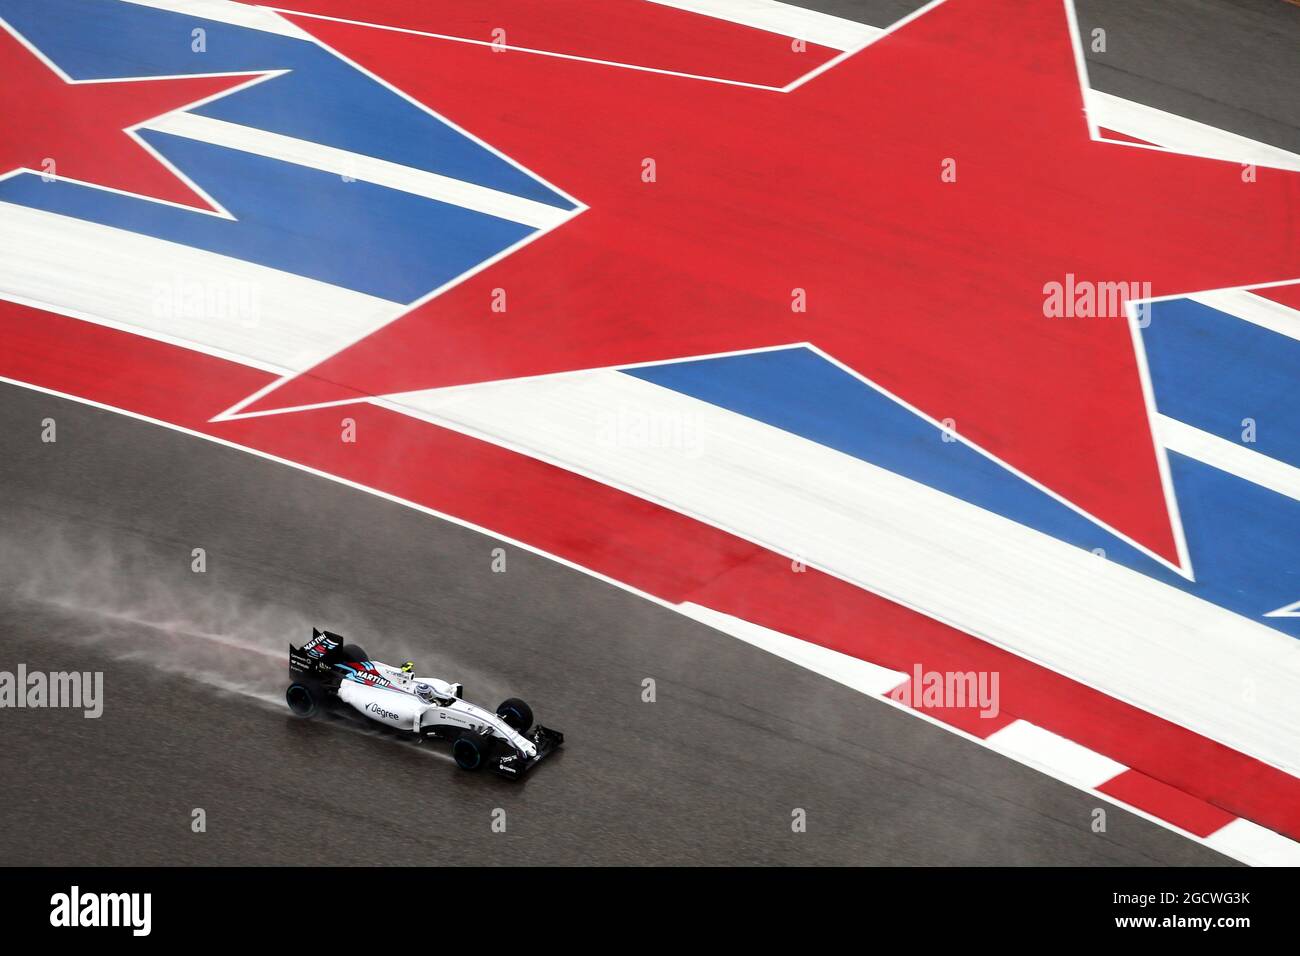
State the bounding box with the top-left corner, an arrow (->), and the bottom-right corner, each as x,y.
366,702 -> 401,722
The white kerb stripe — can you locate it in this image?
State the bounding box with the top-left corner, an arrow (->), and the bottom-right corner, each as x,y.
1204,818 -> 1300,867
646,0 -> 880,49
984,720 -> 1127,789
1186,289 -> 1300,344
1158,416 -> 1300,504
145,112 -> 572,230
1088,90 -> 1300,171
678,601 -> 907,697
0,201 -> 402,372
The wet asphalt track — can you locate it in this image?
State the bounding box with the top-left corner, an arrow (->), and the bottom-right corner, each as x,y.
2,0 -> 1297,865
0,386 -> 1231,865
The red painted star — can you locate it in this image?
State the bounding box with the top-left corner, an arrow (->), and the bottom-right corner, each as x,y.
0,23 -> 263,209
239,0 -> 1300,567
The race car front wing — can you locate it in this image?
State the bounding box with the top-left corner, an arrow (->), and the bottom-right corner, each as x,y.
495,725 -> 564,779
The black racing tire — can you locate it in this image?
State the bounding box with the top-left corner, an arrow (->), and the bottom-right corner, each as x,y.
321,641 -> 370,668
496,697 -> 533,734
452,733 -> 492,771
336,643 -> 370,664
286,681 -> 320,718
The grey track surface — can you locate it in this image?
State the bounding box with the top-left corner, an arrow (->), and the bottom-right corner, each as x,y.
0,386 -> 1231,865
4,0 -> 1297,866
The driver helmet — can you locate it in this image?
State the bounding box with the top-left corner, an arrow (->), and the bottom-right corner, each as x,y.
414,682 -> 436,703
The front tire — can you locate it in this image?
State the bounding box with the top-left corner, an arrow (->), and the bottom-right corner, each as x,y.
286,681 -> 320,718
452,733 -> 492,771
496,697 -> 533,733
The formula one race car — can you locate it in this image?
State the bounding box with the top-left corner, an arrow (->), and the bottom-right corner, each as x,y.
285,629 -> 562,779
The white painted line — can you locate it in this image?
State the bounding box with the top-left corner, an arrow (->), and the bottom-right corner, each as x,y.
120,0 -> 314,39
1264,599 -> 1300,619
678,602 -> 907,697
0,201 -> 403,373
1187,288 -> 1300,344
1204,817 -> 1300,867
985,720 -> 1128,790
147,112 -> 572,229
389,370 -> 1300,776
1087,89 -> 1300,172
1121,311 -> 1195,579
646,0 -> 880,49
781,0 -> 943,94
1158,416 -> 1300,504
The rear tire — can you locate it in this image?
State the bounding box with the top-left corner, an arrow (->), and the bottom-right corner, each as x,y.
496,697 -> 533,734
286,682 -> 320,718
322,642 -> 369,669
452,733 -> 492,771
336,643 -> 369,664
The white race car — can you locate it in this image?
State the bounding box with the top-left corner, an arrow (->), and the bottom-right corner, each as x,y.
285,629 -> 562,778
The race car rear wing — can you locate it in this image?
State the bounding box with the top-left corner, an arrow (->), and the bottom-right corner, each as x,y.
289,629 -> 343,680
